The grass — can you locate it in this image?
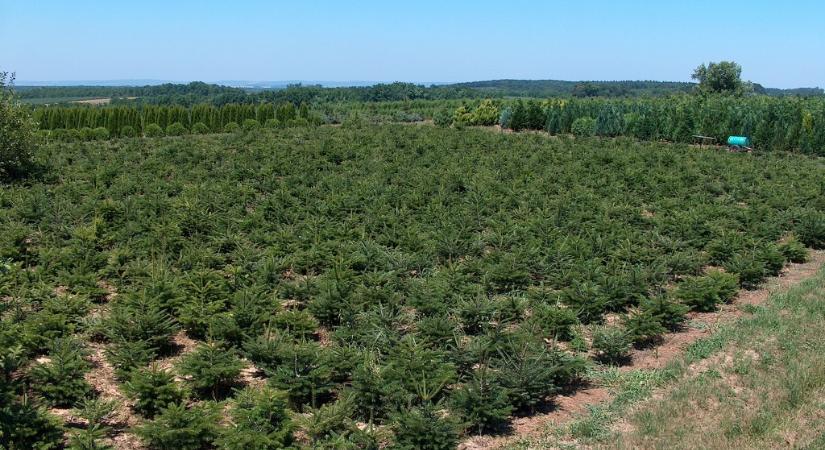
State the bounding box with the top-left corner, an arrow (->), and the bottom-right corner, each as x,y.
517,265 -> 825,449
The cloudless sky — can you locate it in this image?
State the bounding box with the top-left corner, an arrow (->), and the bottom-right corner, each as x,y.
2,0 -> 823,88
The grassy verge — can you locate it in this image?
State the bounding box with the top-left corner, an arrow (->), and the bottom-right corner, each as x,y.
511,264 -> 825,449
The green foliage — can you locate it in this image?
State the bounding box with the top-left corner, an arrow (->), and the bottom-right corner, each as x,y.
571,116 -> 596,137
622,308 -> 666,347
640,295 -> 689,331
674,270 -> 740,311
392,404 -> 460,450
224,121 -> 240,133
528,304 -> 579,341
124,364 -> 185,418
216,386 -> 294,450
0,72 -> 38,180
242,118 -> 260,131
191,122 -> 209,134
779,236 -> 809,263
28,338 -> 92,407
136,402 -> 220,450
0,400 -> 64,450
796,210 -> 825,249
177,342 -> 243,398
450,368 -> 512,435
165,122 -> 187,136
144,123 -> 164,137
692,61 -> 743,95
591,325 -> 632,365
119,125 -> 137,137
723,252 -> 767,289
433,109 -> 453,127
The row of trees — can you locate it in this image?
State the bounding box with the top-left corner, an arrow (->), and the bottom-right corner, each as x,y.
476,95 -> 825,154
33,101 -> 323,137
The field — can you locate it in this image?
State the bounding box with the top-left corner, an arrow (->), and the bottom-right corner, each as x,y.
3,124 -> 825,449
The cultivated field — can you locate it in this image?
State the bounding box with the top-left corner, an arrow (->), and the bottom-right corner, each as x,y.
3,124 -> 825,448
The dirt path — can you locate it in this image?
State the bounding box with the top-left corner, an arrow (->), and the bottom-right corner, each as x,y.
460,250 -> 825,450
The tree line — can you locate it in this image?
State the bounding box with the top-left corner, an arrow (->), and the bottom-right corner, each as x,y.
451,95 -> 825,154
33,101 -> 324,138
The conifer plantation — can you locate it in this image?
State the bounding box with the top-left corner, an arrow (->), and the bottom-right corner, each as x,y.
3,117 -> 825,447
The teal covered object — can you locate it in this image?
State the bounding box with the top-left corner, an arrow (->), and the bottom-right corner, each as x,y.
727,136 -> 750,147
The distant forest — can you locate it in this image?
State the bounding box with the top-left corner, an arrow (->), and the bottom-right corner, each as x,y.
15,79 -> 825,106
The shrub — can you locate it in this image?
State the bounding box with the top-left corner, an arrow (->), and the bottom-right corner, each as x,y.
571,117 -> 596,137
191,122 -> 209,134
779,236 -> 809,263
119,125 -> 137,137
269,341 -> 333,410
640,295 -> 689,331
433,109 -> 453,128
224,121 -> 240,133
166,122 -> 187,136
144,123 -> 164,137
105,340 -> 155,380
796,210 -> 825,249
177,342 -> 243,398
91,127 -> 110,140
104,292 -> 178,356
591,325 -> 632,365
264,118 -> 281,129
242,118 -> 260,131
273,309 -> 319,340
0,401 -> 64,450
28,338 -> 92,407
0,72 -> 38,180
392,404 -> 460,450
622,308 -> 666,347
756,243 -> 786,277
674,270 -> 740,311
216,386 -> 294,449
560,281 -> 609,324
136,402 -> 220,450
723,253 -> 766,289
124,364 -> 185,418
450,368 -> 512,435
528,304 -> 579,341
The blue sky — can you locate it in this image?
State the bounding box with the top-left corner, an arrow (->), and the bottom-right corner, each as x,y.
2,0 -> 823,88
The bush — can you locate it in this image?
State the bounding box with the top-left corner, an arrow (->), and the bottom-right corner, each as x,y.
591,326 -> 632,365
450,368 -> 512,435
119,125 -> 137,137
224,122 -> 240,133
433,109 -> 453,128
723,253 -> 766,289
166,122 -> 188,136
796,210 -> 825,249
392,404 -> 460,450
136,402 -> 220,450
242,118 -> 260,131
91,127 -> 110,140
640,295 -> 689,331
264,118 -> 281,129
528,304 -> 579,341
144,123 -> 164,137
216,386 -> 294,449
571,117 -> 596,137
191,122 -> 210,134
177,342 -> 243,398
0,72 -> 38,180
622,308 -> 666,347
124,364 -> 185,418
779,236 -> 809,263
28,338 -> 92,407
674,270 -> 740,311
0,401 -> 64,450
